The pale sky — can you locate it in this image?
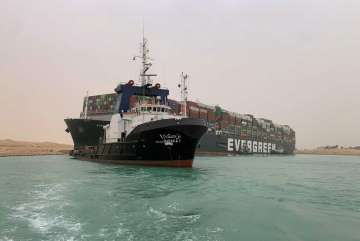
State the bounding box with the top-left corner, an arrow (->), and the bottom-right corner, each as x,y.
1,0 -> 359,148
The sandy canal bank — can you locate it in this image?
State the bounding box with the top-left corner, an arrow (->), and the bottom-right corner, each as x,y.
296,147 -> 360,156
0,139 -> 72,157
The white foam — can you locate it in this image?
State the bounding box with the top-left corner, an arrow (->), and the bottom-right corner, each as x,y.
98,228 -> 108,237
168,202 -> 180,210
115,223 -> 135,241
148,207 -> 167,221
179,214 -> 200,224
207,226 -> 224,233
0,237 -> 14,241
10,183 -> 82,237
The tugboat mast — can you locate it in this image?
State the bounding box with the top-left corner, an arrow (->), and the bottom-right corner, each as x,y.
179,72 -> 189,117
133,29 -> 157,86
84,90 -> 89,119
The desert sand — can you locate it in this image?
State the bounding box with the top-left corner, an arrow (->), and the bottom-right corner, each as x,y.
296,147 -> 360,156
0,139 -> 72,157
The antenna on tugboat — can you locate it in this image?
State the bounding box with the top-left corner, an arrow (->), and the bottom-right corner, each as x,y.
179,72 -> 189,117
84,90 -> 89,119
132,25 -> 157,86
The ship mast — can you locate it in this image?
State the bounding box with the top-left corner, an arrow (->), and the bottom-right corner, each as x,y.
179,72 -> 189,117
84,90 -> 89,119
133,28 -> 157,86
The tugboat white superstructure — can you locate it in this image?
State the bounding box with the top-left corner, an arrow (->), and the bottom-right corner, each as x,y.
65,35 -> 207,167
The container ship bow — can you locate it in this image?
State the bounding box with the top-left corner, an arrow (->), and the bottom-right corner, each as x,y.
65,36 -> 207,167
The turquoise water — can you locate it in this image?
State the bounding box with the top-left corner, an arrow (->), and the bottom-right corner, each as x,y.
0,155 -> 360,241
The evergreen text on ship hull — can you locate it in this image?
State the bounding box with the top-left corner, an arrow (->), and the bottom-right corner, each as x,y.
227,138 -> 276,153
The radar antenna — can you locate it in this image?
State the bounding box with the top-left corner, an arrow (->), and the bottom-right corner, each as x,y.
84,90 -> 89,119
178,72 -> 189,117
132,27 -> 157,86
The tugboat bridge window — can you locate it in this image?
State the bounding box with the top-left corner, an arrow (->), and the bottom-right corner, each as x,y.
134,105 -> 170,114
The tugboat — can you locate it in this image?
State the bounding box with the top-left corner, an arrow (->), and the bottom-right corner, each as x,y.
65,35 -> 207,167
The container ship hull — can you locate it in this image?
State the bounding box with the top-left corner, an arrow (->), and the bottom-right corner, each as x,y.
65,119 -> 109,148
197,132 -> 294,155
65,117 -> 295,156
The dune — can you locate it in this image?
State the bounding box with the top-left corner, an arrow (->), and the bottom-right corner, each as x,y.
0,139 -> 72,157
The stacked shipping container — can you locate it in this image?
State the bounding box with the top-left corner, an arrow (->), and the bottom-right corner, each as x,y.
82,94 -> 118,116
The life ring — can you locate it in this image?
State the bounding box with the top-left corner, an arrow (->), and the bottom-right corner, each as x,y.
128,80 -> 135,86
155,83 -> 161,89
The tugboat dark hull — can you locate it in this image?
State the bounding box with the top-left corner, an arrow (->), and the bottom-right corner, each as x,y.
67,118 -> 207,168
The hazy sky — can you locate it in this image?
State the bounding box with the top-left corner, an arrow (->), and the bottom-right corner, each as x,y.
1,0 -> 359,148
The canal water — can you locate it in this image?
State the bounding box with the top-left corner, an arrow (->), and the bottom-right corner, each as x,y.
0,154 -> 359,241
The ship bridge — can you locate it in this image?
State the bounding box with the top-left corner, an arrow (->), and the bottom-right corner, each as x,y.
114,82 -> 169,113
